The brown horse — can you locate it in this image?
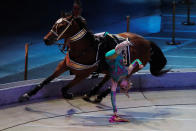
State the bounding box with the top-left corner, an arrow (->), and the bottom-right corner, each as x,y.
18,12 -> 169,102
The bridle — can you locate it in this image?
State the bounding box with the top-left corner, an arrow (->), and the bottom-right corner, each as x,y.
50,16 -> 87,54
50,17 -> 74,41
48,15 -> 99,70
50,16 -> 87,44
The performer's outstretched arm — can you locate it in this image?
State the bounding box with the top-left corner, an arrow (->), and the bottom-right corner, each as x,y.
110,79 -> 118,115
128,59 -> 144,74
109,79 -> 130,122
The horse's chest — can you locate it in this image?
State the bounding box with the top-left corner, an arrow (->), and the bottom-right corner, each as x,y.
69,48 -> 96,64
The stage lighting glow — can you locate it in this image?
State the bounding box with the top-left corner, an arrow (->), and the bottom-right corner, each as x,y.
130,15 -> 161,33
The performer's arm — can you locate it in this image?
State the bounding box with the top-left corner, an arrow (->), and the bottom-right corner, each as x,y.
109,79 -> 130,122
128,59 -> 144,74
132,59 -> 143,66
111,79 -> 118,115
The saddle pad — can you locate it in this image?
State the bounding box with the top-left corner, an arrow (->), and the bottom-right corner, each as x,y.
95,33 -> 132,66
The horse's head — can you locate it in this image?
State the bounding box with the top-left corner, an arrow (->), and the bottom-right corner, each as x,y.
43,13 -> 80,45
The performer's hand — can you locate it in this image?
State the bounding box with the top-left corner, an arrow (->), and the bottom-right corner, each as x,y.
128,64 -> 134,74
139,64 -> 144,69
109,114 -> 130,122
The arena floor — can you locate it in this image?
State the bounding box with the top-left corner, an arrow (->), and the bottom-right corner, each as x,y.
1,90 -> 196,131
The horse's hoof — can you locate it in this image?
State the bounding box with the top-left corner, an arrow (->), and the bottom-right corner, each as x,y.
93,96 -> 102,103
82,94 -> 91,102
63,92 -> 74,99
18,93 -> 30,102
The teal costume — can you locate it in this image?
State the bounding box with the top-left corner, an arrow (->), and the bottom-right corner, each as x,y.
105,49 -> 143,82
105,49 -> 128,82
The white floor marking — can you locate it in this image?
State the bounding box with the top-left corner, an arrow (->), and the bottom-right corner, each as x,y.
166,55 -> 196,59
157,106 -> 196,110
166,65 -> 196,68
24,124 -> 165,131
144,36 -> 196,41
181,48 -> 196,50
72,114 -> 196,121
163,40 -> 196,52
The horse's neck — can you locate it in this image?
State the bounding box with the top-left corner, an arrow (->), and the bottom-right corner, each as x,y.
67,33 -> 98,65
68,35 -> 96,59
69,32 -> 95,49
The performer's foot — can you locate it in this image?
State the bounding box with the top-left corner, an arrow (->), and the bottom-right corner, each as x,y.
115,38 -> 132,54
62,92 -> 74,99
18,93 -> 30,102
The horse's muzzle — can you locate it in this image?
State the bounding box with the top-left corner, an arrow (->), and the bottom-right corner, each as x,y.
43,37 -> 55,45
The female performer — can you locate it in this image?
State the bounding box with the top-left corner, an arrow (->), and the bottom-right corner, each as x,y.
105,39 -> 143,122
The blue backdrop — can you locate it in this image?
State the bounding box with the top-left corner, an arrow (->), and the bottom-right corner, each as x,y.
0,0 -> 161,36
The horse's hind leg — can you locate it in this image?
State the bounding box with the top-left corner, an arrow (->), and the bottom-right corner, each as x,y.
94,88 -> 111,103
18,60 -> 68,102
83,74 -> 111,102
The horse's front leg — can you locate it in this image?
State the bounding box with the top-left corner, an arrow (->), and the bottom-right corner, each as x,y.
61,67 -> 96,99
18,60 -> 68,102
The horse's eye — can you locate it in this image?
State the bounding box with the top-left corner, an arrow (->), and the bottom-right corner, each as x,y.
57,24 -> 66,32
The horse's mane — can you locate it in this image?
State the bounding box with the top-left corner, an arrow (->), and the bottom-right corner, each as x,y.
61,12 -> 97,50
64,12 -> 72,17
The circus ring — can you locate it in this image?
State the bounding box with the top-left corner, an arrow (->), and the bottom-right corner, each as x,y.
1,1 -> 196,130
1,70 -> 196,131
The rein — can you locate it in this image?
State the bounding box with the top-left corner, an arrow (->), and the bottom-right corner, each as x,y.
55,28 -> 87,54
56,43 -> 68,55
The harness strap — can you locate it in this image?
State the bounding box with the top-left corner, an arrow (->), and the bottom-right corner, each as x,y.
66,52 -> 99,70
70,28 -> 87,42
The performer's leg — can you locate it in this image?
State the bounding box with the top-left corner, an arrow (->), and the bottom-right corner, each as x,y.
115,38 -> 132,54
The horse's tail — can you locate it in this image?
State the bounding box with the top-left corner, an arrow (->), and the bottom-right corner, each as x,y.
149,41 -> 170,76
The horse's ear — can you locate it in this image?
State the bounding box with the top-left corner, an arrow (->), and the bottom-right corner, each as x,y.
60,11 -> 66,18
